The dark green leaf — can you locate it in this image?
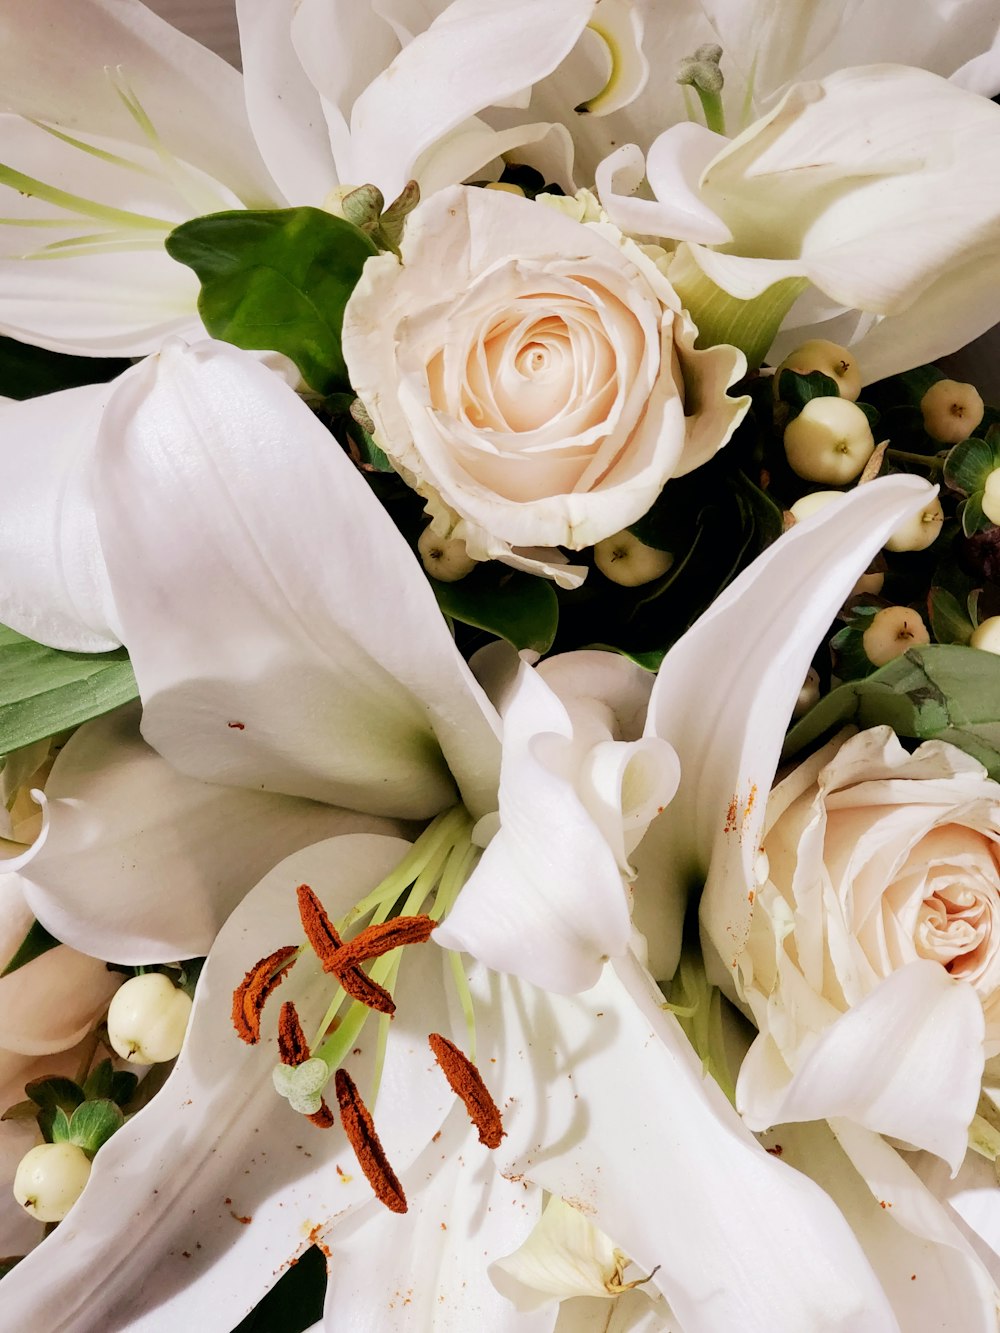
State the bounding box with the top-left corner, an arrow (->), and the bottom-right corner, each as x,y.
0,623 -> 137,754
110,1070 -> 140,1107
928,587 -> 974,645
166,208 -> 378,395
961,491 -> 989,538
784,644 -> 1000,777
174,956 -> 206,1001
896,363 -> 945,405
0,336 -> 129,401
2,919 -> 59,977
25,1078 -> 85,1115
0,1099 -> 38,1123
944,435 -> 999,497
855,400 -> 881,430
232,1246 -> 327,1333
432,568 -> 558,654
82,1060 -> 114,1102
774,368 -> 840,415
829,620 -> 878,682
68,1099 -> 124,1155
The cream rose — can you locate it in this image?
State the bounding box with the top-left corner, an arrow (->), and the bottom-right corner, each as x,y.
735,725 -> 995,1170
342,184 -> 748,587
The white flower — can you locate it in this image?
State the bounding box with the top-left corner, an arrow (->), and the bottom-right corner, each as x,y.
734,726 -> 1000,1173
0,337 -> 939,1330
342,184 -> 747,585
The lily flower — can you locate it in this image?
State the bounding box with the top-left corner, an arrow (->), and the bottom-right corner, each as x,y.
0,335 -> 969,1328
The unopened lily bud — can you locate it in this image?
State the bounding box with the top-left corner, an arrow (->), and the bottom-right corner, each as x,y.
970,616 -> 1000,654
484,182 -> 525,197
417,526 -> 477,582
920,379 -> 984,444
884,497 -> 944,553
784,398 -> 875,484
982,469 -> 1000,525
775,340 -> 861,401
793,667 -> 820,718
862,606 -> 930,667
107,973 -> 193,1065
593,531 -> 673,586
14,1142 -> 92,1222
789,491 -> 842,522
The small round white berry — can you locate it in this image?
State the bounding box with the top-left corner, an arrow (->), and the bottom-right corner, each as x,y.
792,667 -> 821,718
884,497 -> 944,553
862,606 -> 931,667
593,531 -> 674,586
775,339 -> 861,401
14,1142 -> 92,1223
783,398 -> 875,484
789,491 -> 842,523
982,469 -> 1000,525
920,379 -> 984,444
970,617 -> 1000,654
417,526 -> 477,583
107,973 -> 193,1065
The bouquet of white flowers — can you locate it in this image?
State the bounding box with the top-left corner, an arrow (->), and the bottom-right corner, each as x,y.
2,2 -> 1000,1329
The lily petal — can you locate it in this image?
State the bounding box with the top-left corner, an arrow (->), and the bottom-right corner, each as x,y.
0,834 -> 456,1330
92,339 -> 501,821
645,475 -> 934,989
478,951 -> 897,1332
737,961 -> 985,1171
320,1110 -> 551,1331
596,127 -> 732,247
12,702 -> 406,964
0,381 -> 120,651
347,0 -> 598,199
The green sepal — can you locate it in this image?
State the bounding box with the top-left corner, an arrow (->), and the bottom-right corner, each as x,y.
960,491 -> 989,538
1,918 -> 59,977
165,207 -> 379,395
829,606 -> 880,682
432,567 -> 558,654
944,434 -> 1000,498
25,1077 -> 85,1115
0,623 -> 138,755
48,1106 -> 73,1144
82,1058 -> 135,1108
111,1070 -> 140,1107
0,335 -> 130,401
173,956 -> 206,1001
65,1099 -> 125,1156
784,644 -> 1000,777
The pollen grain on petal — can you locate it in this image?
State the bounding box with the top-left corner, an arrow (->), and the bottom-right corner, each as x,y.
334,1068 -> 407,1214
428,1032 -> 505,1149
231,945 -> 299,1044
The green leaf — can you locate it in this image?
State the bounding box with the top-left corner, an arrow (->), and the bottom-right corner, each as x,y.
784,644 -> 1000,777
166,208 -> 379,395
232,1245 -> 327,1333
111,1070 -> 140,1107
25,1077 -> 85,1115
961,490 -> 989,538
896,363 -> 945,405
0,336 -> 129,401
775,368 -> 840,415
944,435 -> 999,497
1,918 -> 59,977
432,568 -> 558,654
928,587 -> 974,645
82,1059 -> 114,1102
49,1106 -> 72,1144
0,623 -> 138,754
67,1099 -> 124,1155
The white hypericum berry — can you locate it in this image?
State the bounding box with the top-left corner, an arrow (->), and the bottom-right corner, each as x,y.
920,379 -> 985,444
484,181 -> 526,196
14,1142 -> 92,1223
792,667 -> 821,718
789,490 -> 842,522
982,469 -> 1000,525
417,526 -> 477,582
884,497 -> 945,553
107,973 -> 193,1065
853,571 -> 885,597
783,398 -> 875,484
970,616 -> 1000,654
775,339 -> 862,401
862,606 -> 931,667
593,531 -> 674,586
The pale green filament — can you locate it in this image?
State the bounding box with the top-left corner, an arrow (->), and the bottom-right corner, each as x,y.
0,162 -> 174,232
663,948 -> 736,1105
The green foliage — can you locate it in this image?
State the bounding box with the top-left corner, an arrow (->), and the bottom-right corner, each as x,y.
774,368 -> 840,415
232,1246 -> 327,1333
166,208 -> 378,395
1,919 -> 59,977
0,336 -> 129,401
0,624 -> 137,754
54,1099 -> 125,1156
785,645 -> 1000,777
433,567 -> 558,654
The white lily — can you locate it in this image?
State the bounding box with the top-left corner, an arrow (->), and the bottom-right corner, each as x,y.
597,65 -> 1000,381
0,336 -> 943,1328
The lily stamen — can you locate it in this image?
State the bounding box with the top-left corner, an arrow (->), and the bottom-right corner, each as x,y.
231,944 -> 299,1044
427,1032 -> 504,1149
296,883 -> 399,1014
334,1068 -> 407,1214
329,914 -> 436,968
277,1002 -> 336,1129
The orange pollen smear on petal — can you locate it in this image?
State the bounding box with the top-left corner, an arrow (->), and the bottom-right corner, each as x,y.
334,1068 -> 408,1214
330,915 -> 437,968
231,945 -> 299,1044
427,1032 -> 505,1149
277,1001 -> 311,1066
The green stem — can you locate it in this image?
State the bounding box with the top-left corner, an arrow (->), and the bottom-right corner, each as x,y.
885,448 -> 945,473
694,84 -> 726,136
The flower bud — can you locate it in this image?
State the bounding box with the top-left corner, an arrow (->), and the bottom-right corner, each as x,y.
417,526 -> 477,582
783,398 -> 875,484
970,616 -> 1000,654
14,1142 -> 92,1222
789,491 -> 841,522
862,606 -> 930,667
775,340 -> 861,401
107,972 -> 193,1065
593,531 -> 673,586
884,497 -> 944,553
982,469 -> 1000,525
920,379 -> 984,444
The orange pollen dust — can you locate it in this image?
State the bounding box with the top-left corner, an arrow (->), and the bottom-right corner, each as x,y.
231,945 -> 299,1044
334,1068 -> 407,1213
427,1032 -> 505,1149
